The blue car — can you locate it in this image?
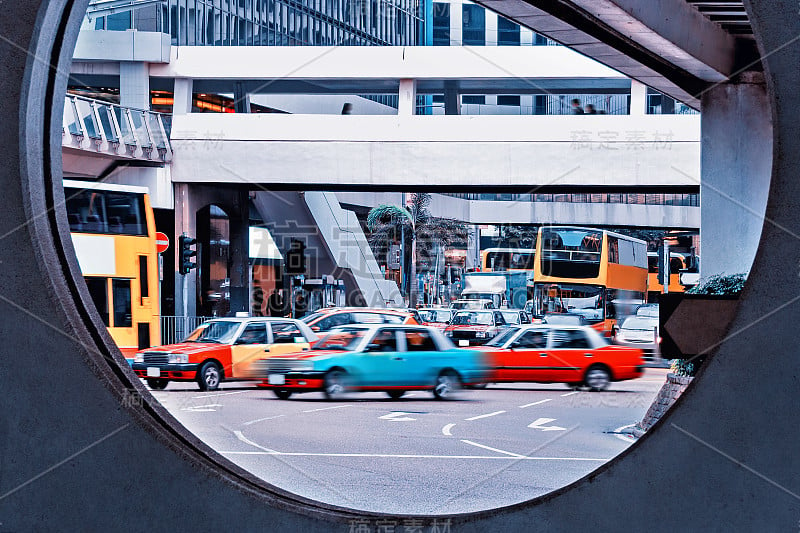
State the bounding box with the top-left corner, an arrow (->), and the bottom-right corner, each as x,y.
258,324 -> 488,400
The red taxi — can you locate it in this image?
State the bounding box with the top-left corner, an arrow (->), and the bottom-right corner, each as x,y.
443,309 -> 507,346
476,324 -> 644,391
132,317 -> 317,391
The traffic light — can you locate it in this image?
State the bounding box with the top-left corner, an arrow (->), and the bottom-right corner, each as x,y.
179,234 -> 197,275
285,239 -> 306,275
656,246 -> 666,286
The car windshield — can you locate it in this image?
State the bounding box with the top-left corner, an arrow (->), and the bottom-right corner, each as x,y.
420,310 -> 451,322
184,321 -> 240,344
301,311 -> 328,324
636,305 -> 659,318
312,327 -> 368,351
501,312 -> 521,324
485,327 -> 520,347
621,316 -> 658,331
451,311 -> 493,326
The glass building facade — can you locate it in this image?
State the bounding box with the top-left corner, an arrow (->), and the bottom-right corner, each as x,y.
92,0 -> 423,46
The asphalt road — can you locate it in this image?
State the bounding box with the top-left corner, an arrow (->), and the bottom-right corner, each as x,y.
151,368 -> 667,515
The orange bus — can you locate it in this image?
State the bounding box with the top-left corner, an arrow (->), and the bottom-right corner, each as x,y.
530,226 -> 648,334
64,180 -> 160,363
647,251 -> 686,300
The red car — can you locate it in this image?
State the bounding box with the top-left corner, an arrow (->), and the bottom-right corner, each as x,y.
444,309 -> 507,346
476,324 -> 645,391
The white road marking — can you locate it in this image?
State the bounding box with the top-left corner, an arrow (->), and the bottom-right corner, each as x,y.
233,430 -> 277,453
613,423 -> 638,443
442,423 -> 455,436
464,410 -> 506,421
379,412 -> 417,422
561,391 -> 580,397
220,451 -> 608,461
182,403 -> 222,412
243,414 -> 285,426
193,390 -> 251,399
460,440 -> 524,458
528,418 -> 567,432
302,405 -> 352,413
519,399 -> 552,408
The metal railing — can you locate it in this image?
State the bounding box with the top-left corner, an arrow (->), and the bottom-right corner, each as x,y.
63,93 -> 172,162
442,192 -> 700,207
160,316 -> 213,345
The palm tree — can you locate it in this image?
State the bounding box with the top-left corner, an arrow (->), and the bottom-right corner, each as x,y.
367,193 -> 469,306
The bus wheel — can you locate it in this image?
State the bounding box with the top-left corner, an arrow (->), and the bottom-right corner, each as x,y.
197,362 -> 222,391
146,378 -> 169,390
584,366 -> 611,392
274,389 -> 292,400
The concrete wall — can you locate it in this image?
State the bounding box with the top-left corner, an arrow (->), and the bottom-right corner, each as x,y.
337,191 -> 699,228
169,113 -> 700,188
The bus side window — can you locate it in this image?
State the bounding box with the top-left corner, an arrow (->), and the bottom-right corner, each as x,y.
138,255 -> 149,303
84,277 -> 109,326
112,279 -> 132,328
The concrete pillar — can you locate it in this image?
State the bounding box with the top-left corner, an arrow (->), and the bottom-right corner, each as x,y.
485,9 -> 497,46
398,79 -> 417,116
466,225 -> 479,269
444,80 -> 460,115
520,27 -> 533,46
450,0 -> 462,45
173,78 -> 193,115
700,74 -> 772,278
233,81 -> 251,114
228,189 -> 251,315
630,79 -> 647,116
119,61 -> 150,110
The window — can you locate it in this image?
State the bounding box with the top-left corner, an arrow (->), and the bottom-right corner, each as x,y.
494,312 -> 506,325
516,330 -> 547,349
270,322 -> 303,343
137,323 -> 151,350
84,277 -> 109,326
432,2 -> 449,46
497,95 -> 520,106
64,188 -> 147,236
316,312 -> 352,331
462,95 -> 485,105
237,322 -> 267,344
352,312 -> 384,324
551,329 -> 590,349
369,329 -> 398,352
403,330 -> 437,351
112,279 -> 132,328
462,4 -> 485,45
381,313 -> 404,324
139,255 -> 149,301
497,17 -> 519,45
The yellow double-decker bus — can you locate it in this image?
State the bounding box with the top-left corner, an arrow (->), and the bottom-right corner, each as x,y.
481,247 -> 536,272
64,180 -> 160,363
530,226 -> 648,334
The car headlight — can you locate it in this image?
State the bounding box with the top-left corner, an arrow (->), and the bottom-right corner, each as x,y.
168,353 -> 188,364
134,353 -> 144,363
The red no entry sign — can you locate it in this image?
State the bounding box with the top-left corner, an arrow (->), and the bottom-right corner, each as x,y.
155,232 -> 170,254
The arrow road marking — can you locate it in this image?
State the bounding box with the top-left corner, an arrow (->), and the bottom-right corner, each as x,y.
528,417 -> 567,432
379,412 -> 417,422
442,423 -> 455,436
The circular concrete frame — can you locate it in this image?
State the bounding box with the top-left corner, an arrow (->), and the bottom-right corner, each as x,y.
2,0 -> 799,530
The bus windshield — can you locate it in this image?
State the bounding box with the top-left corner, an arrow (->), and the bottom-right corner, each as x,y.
532,283 -> 604,323
540,228 -> 602,278
485,250 -> 535,270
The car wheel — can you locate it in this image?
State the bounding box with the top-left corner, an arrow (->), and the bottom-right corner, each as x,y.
323,370 -> 348,400
433,370 -> 460,400
197,361 -> 222,391
386,390 -> 405,400
146,378 -> 169,390
584,366 -> 611,392
274,389 -> 292,400
468,383 -> 488,390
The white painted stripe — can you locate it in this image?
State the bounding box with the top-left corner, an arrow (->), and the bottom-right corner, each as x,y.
519,399 -> 552,408
220,451 -> 609,461
302,405 -> 352,413
233,430 -> 277,453
243,414 -> 285,426
193,390 -> 252,399
442,423 -> 455,436
561,391 -> 580,397
613,423 -> 638,443
460,439 -> 524,458
464,410 -> 506,421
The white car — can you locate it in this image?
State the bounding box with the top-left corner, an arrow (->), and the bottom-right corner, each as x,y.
614,315 -> 659,357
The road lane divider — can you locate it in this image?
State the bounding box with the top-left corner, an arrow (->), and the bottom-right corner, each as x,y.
561,391 -> 579,397
464,410 -> 506,421
302,405 -> 352,413
243,414 -> 285,426
519,399 -> 552,408
460,440 -> 525,458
